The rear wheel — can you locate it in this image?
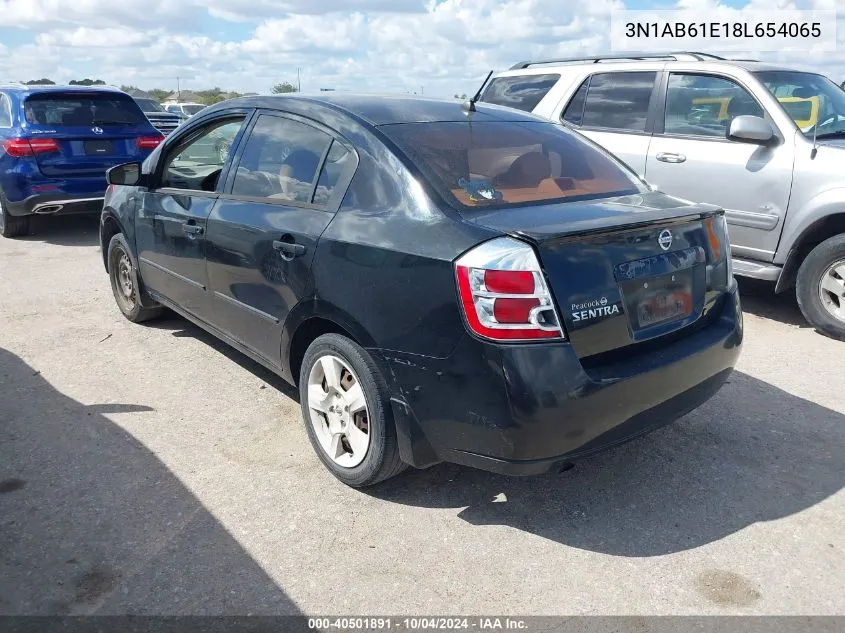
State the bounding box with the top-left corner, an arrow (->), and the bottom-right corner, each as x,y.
0,192 -> 30,238
107,233 -> 163,323
299,334 -> 406,487
796,234 -> 845,340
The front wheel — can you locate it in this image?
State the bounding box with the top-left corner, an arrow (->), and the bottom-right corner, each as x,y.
299,334 -> 406,487
107,233 -> 163,323
796,234 -> 845,340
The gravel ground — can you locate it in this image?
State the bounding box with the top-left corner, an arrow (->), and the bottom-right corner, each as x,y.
0,216 -> 843,616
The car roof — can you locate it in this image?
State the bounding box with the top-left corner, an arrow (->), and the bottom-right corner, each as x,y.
0,83 -> 126,97
209,93 -> 550,127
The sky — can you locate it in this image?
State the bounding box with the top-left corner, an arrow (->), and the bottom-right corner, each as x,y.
0,0 -> 842,97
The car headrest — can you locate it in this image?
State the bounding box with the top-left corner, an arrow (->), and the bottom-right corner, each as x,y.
495,152 -> 552,188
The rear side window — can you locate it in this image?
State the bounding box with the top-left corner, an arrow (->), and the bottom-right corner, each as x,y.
231,115 -> 333,205
563,72 -> 656,132
313,141 -> 354,206
382,121 -> 645,210
23,93 -> 147,127
480,74 -> 560,112
0,94 -> 11,127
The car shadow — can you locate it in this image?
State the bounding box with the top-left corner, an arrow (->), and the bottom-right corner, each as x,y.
366,370 -> 844,557
0,347 -> 301,615
737,278 -> 808,329
20,215 -> 100,248
146,314 -> 299,402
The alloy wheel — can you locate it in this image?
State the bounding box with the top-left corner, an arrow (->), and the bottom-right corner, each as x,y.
307,354 -> 371,468
818,259 -> 845,323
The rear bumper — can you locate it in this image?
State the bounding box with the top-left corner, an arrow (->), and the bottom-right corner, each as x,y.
5,194 -> 104,217
378,285 -> 743,475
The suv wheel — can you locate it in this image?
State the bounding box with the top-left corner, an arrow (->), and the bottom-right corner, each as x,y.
0,192 -> 30,238
299,334 -> 406,487
107,233 -> 163,323
796,234 -> 845,340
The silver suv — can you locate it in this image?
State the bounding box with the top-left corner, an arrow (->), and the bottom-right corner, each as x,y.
480,52 -> 845,339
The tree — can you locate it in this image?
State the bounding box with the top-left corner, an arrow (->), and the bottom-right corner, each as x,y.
69,78 -> 106,86
272,81 -> 298,94
25,78 -> 55,85
148,89 -> 171,102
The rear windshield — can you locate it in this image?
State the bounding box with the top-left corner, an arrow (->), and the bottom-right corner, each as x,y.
382,121 -> 645,209
135,98 -> 164,113
23,93 -> 147,127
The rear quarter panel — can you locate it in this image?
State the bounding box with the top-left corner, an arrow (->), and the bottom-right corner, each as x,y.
308,125 -> 496,360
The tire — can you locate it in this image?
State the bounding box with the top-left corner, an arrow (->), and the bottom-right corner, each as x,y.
796,233 -> 845,340
107,233 -> 163,323
0,191 -> 31,238
299,333 -> 407,487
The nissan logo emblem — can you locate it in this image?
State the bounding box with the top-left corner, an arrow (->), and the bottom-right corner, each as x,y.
658,229 -> 673,251
92,126 -> 104,135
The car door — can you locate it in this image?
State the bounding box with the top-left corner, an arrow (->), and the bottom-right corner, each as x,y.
204,111 -> 357,365
645,72 -> 794,262
135,114 -> 250,320
560,71 -> 660,176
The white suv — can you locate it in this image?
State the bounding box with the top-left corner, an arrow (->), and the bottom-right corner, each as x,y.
480,52 -> 845,339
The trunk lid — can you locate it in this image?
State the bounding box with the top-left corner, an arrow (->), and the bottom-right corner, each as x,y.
465,191 -> 731,359
23,91 -> 155,177
28,125 -> 152,177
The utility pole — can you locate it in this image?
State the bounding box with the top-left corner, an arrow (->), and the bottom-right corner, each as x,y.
297,68 -> 301,92
176,76 -> 180,100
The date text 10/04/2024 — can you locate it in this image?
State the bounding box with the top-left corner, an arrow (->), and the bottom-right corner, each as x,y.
307,618 -> 528,630
625,21 -> 822,38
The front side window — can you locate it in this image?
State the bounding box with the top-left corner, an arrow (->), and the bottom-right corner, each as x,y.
382,120 -> 646,210
160,118 -> 244,192
756,70 -> 845,137
23,93 -> 147,127
571,72 -> 657,132
231,115 -> 333,204
0,94 -> 11,127
480,74 -> 560,113
664,73 -> 764,138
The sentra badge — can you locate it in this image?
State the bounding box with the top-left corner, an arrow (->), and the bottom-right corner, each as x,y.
571,296 -> 620,322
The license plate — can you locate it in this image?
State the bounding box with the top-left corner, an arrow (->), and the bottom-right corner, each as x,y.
637,287 -> 693,328
84,140 -> 114,155
619,268 -> 695,332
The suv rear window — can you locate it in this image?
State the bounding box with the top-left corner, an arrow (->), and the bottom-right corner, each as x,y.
480,74 -> 560,112
24,93 -> 146,127
382,121 -> 645,209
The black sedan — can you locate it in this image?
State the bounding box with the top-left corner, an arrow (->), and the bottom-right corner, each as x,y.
99,94 -> 742,487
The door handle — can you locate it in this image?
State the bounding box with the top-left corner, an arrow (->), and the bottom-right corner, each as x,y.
273,239 -> 307,258
655,152 -> 687,164
182,223 -> 204,236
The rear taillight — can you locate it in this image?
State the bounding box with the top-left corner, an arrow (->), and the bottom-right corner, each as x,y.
1,138 -> 60,157
455,237 -> 564,342
136,135 -> 164,150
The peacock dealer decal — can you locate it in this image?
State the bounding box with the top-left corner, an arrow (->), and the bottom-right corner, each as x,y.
570,296 -> 621,323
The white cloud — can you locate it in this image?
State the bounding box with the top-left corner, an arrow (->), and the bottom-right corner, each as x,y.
0,0 -> 843,95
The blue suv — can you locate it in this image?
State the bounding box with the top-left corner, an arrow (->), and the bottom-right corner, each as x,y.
0,84 -> 163,238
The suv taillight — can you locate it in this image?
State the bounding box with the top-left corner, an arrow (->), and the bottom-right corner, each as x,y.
136,135 -> 164,150
1,138 -> 60,157
455,237 -> 564,342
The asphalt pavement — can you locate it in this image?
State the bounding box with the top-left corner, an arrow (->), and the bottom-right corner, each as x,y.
0,216 -> 842,615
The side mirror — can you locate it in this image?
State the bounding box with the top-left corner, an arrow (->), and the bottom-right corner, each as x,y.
107,162 -> 142,186
728,115 -> 774,145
